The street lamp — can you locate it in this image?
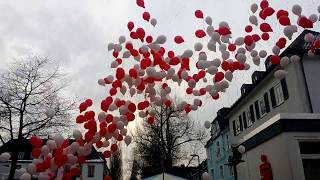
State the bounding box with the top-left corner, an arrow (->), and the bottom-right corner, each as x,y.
225,145 -> 246,180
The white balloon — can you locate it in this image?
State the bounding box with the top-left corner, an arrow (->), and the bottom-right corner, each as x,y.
150,18 -> 157,26
236,53 -> 247,64
219,44 -> 227,52
0,152 -> 11,162
245,63 -> 250,70
120,86 -> 127,95
207,26 -> 215,37
141,45 -> 149,53
139,111 -> 147,118
103,140 -> 110,147
292,4 -> 302,16
308,50 -> 315,57
107,43 -> 115,51
109,104 -> 117,111
129,88 -> 136,97
304,33 -> 315,43
237,47 -> 246,54
251,3 -> 258,13
253,56 -> 260,66
259,50 -> 267,58
20,173 -> 31,180
309,14 -> 318,23
225,71 -> 233,82
194,99 -> 202,106
205,16 -> 213,25
198,60 -> 207,69
219,21 -> 229,28
199,53 -> 207,61
212,58 -> 221,67
148,44 -> 161,52
98,79 -> 105,86
274,69 -> 288,79
249,15 -> 258,26
194,42 -> 203,51
155,35 -> 167,44
250,50 -> 258,57
212,32 -> 221,42
134,54 -> 141,62
188,79 -> 196,88
193,90 -> 200,96
182,49 -> 193,58
272,46 -> 281,55
116,121 -> 125,129
114,44 -> 122,52
119,36 -> 126,44
111,61 -> 119,68
45,108 -> 55,118
280,56 -> 290,68
46,140 -> 57,150
70,142 -> 80,153
120,128 -> 128,136
124,135 -> 132,146
235,37 -> 244,46
238,145 -> 246,154
221,51 -> 230,60
207,41 -> 216,52
202,172 -> 210,180
207,66 -> 218,75
27,164 -> 36,174
53,134 -> 64,147
122,51 -> 131,58
204,121 -> 211,129
41,145 -> 50,156
290,55 -> 300,63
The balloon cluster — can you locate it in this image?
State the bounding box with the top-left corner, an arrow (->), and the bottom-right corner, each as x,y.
4,0 -> 320,179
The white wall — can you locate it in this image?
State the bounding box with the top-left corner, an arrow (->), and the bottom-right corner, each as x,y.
77,162 -> 105,180
228,61 -> 312,144
237,132 -> 320,180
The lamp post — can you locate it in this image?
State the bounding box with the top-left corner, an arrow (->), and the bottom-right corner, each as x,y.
190,154 -> 201,180
225,145 -> 245,180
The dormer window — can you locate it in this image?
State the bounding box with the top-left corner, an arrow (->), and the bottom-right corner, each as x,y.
259,97 -> 267,117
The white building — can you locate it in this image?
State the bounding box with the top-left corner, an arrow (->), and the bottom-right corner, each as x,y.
0,138 -> 108,180
223,30 -> 320,180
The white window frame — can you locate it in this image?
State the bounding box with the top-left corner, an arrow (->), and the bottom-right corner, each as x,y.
235,119 -> 241,135
246,110 -> 253,127
259,97 -> 267,117
275,83 -> 285,106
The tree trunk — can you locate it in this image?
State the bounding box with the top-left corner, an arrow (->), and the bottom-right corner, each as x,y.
8,137 -> 20,179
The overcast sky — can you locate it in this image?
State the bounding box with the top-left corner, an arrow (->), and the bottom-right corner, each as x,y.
0,0 -> 319,173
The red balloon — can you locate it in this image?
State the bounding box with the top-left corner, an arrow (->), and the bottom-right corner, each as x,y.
198,70 -> 206,78
212,93 -> 220,100
127,21 -> 134,31
109,88 -> 117,96
252,34 -> 261,42
130,32 -> 138,39
96,141 -> 104,148
106,114 -> 113,123
126,112 -> 135,121
195,29 -> 206,38
85,99 -> 93,107
146,35 -> 153,43
195,10 -> 204,19
186,87 -> 193,94
270,55 -> 281,65
245,25 -> 253,33
164,100 -> 172,107
244,35 -> 254,46
221,61 -> 230,71
29,136 -> 43,148
315,40 -> 320,49
111,144 -> 118,152
214,72 -> 225,82
218,27 -> 232,36
298,16 -> 313,29
79,102 -> 87,113
259,11 -> 267,20
276,10 -> 289,19
260,0 -> 269,9
107,123 -> 117,133
184,105 -> 192,113
136,28 -> 146,41
279,16 -> 291,26
112,51 -> 119,58
147,116 -> 155,125
117,134 -> 123,141
103,151 -> 112,158
168,51 -> 175,58
140,58 -> 152,69
76,115 -> 85,124
99,128 -> 107,136
174,36 -> 184,44
142,12 -> 150,21
228,44 -> 236,51
260,23 -> 273,32
128,103 -> 136,112
104,176 -> 112,180
263,7 -> 275,17
261,33 -> 270,41
136,0 -> 145,8
276,37 -> 287,49
129,68 -> 138,78
199,88 -> 206,95
116,68 -> 125,80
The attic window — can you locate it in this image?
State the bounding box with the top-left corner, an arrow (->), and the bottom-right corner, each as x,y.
18,152 -> 24,159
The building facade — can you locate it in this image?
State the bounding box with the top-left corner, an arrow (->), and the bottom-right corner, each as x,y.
206,30 -> 320,180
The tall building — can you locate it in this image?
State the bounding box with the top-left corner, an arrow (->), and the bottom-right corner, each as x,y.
206,30 -> 320,180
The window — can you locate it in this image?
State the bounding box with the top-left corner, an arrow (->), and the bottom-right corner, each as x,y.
229,166 -> 234,176
219,165 -> 224,179
87,165 -> 95,177
216,141 -> 221,159
246,110 -> 253,127
225,135 -> 230,150
259,97 -> 267,117
211,169 -> 214,180
18,152 -> 24,159
234,118 -> 242,135
275,83 -> 284,106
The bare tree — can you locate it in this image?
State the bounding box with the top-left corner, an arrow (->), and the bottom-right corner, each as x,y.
0,56 -> 75,179
134,100 -> 207,173
109,141 -> 123,180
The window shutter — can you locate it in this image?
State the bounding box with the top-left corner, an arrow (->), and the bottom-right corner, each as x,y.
264,93 -> 270,113
281,78 -> 289,100
255,101 -> 260,120
269,87 -> 277,108
232,120 -> 236,136
239,116 -> 243,131
242,112 -> 247,129
250,105 -> 255,123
